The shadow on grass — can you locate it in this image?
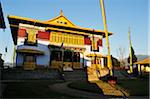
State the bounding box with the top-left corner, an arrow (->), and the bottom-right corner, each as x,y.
117,78 -> 149,96
68,80 -> 103,94
2,80 -> 81,98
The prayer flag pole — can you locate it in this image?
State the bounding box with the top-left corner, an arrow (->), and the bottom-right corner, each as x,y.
99,0 -> 113,76
128,27 -> 133,73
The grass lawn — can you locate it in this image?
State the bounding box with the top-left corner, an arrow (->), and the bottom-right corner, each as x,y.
2,80 -> 80,98
68,78 -> 149,97
68,80 -> 103,94
117,78 -> 149,96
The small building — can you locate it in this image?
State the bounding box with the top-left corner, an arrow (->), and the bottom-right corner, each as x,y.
134,58 -> 150,74
8,11 -> 112,71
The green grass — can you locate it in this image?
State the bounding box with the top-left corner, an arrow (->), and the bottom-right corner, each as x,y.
2,80 -> 80,98
137,73 -> 149,79
68,80 -> 103,94
117,79 -> 149,96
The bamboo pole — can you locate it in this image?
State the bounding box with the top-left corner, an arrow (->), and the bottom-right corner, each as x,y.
128,27 -> 133,73
99,0 -> 113,76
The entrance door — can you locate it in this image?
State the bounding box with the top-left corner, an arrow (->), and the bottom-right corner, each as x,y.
72,52 -> 81,69
23,55 -> 36,70
50,50 -> 62,69
63,50 -> 73,71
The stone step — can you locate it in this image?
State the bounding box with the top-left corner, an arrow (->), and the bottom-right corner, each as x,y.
96,80 -> 124,96
99,68 -> 109,77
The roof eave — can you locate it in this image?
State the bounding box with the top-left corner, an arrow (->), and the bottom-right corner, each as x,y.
7,15 -> 113,45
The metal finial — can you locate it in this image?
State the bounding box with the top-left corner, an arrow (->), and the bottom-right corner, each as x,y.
60,10 -> 63,16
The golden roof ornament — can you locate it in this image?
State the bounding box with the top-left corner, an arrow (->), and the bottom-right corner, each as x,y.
60,10 -> 63,16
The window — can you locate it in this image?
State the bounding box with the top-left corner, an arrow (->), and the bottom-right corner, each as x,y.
64,22 -> 67,24
57,21 -> 59,23
51,51 -> 62,61
59,33 -> 63,43
64,35 -> 67,43
57,34 -> 59,43
70,36 -> 73,44
50,32 -> 84,45
55,33 -> 58,43
73,52 -> 80,62
64,51 -> 72,62
66,35 -> 69,44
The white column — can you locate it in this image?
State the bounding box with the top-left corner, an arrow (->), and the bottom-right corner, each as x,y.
101,58 -> 104,68
80,52 -> 83,68
138,64 -> 141,75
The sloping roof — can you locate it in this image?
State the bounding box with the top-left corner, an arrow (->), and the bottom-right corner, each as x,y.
45,10 -> 76,27
7,10 -> 113,45
134,58 -> 150,65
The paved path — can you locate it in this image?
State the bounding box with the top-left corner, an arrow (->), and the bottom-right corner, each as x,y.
95,80 -> 129,97
49,82 -> 107,99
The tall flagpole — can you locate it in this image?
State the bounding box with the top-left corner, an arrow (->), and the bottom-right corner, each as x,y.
99,0 -> 113,76
128,27 -> 133,73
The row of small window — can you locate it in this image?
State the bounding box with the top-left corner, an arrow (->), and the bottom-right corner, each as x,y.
50,32 -> 84,45
51,51 -> 80,62
57,21 -> 67,25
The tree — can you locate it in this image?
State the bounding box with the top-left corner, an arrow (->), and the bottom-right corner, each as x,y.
104,55 -> 120,68
117,47 -> 126,67
111,55 -> 120,67
0,53 -> 4,68
127,46 -> 137,64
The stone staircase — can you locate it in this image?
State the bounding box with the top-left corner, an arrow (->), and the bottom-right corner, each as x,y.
99,67 -> 109,77
95,80 -> 129,97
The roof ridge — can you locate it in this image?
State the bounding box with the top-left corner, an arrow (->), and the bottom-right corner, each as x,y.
44,10 -> 76,27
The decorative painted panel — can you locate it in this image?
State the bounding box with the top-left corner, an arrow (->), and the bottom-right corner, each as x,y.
26,28 -> 37,43
97,39 -> 102,46
84,37 -> 91,45
50,32 -> 84,46
18,29 -> 26,37
38,31 -> 50,40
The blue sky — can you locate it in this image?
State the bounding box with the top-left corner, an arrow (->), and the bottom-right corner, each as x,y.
0,0 -> 149,63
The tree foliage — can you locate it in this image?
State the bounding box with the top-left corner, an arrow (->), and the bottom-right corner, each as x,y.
103,56 -> 121,67
111,55 -> 120,67
117,47 -> 126,67
127,46 -> 137,64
